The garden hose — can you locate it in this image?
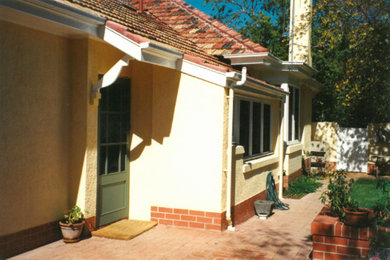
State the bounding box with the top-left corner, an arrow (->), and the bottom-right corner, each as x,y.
266,172 -> 290,210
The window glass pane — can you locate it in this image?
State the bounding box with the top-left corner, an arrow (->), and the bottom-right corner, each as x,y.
107,145 -> 119,174
252,102 -> 261,155
294,88 -> 300,140
263,104 -> 271,152
289,88 -> 294,141
107,114 -> 121,143
99,147 -> 106,175
239,100 -> 250,156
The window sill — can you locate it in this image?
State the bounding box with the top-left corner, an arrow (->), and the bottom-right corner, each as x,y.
243,154 -> 279,174
286,142 -> 303,155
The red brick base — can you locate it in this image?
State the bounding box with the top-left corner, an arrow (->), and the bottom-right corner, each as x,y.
232,190 -> 267,226
283,168 -> 303,189
311,207 -> 385,260
151,206 -> 228,231
0,216 -> 96,259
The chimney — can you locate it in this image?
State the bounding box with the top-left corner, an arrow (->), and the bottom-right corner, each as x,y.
139,0 -> 144,12
289,0 -> 312,66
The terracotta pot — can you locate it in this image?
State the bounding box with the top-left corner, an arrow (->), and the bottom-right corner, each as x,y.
343,208 -> 369,227
59,221 -> 85,243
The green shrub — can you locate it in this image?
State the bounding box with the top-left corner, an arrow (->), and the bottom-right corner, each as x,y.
284,175 -> 322,197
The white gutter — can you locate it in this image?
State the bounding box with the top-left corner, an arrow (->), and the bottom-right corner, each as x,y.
225,67 -> 247,231
0,0 -> 105,36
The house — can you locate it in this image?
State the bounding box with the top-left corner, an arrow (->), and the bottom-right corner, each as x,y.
0,0 -> 320,257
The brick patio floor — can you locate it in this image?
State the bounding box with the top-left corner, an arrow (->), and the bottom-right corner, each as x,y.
11,182 -> 327,260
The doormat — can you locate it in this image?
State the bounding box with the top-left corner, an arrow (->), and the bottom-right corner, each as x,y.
91,219 -> 157,240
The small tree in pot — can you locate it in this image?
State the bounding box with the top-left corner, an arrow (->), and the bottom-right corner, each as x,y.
320,170 -> 369,226
59,205 -> 85,243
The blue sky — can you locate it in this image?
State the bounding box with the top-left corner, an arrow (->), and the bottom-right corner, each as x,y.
184,0 -> 215,17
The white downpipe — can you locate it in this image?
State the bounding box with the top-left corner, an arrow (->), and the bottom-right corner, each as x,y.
279,98 -> 285,199
226,67 -> 247,231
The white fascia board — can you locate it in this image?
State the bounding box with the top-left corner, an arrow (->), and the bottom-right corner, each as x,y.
103,27 -> 182,69
0,0 -> 105,36
180,60 -> 228,87
103,26 -> 143,61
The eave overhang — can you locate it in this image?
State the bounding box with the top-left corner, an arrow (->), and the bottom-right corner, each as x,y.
0,0 -> 105,37
224,52 -> 322,92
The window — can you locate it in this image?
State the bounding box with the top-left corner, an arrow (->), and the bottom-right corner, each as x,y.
288,86 -> 300,142
234,97 -> 272,158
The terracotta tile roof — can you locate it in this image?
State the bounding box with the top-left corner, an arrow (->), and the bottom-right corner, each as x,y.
61,0 -> 231,70
124,0 -> 268,56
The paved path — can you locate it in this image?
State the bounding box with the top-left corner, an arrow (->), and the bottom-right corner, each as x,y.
12,182 -> 327,260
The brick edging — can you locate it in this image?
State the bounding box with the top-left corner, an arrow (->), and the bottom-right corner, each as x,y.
151,206 -> 228,231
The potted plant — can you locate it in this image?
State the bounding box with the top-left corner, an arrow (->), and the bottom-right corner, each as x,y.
343,196 -> 369,227
59,205 -> 85,243
320,170 -> 369,226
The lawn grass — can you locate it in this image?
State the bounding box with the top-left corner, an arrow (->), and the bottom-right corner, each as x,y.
284,175 -> 322,198
349,178 -> 389,209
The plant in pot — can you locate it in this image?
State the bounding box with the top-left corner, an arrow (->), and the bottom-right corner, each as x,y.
59,205 -> 85,243
320,170 -> 369,226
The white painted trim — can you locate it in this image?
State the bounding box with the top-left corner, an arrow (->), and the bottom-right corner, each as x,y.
243,154 -> 279,173
286,143 -> 303,154
103,26 -> 143,61
180,60 -> 228,87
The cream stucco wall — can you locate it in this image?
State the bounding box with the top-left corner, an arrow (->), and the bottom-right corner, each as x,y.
0,21 -> 71,235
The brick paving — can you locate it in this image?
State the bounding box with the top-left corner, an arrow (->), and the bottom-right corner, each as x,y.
11,182 -> 327,260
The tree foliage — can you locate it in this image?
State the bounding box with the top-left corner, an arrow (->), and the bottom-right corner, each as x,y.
312,0 -> 390,127
203,0 -> 390,127
204,0 -> 290,59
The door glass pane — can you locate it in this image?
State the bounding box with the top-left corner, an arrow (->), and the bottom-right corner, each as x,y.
99,147 -> 106,175
252,102 -> 261,155
107,114 -> 121,143
100,87 -> 108,112
109,85 -> 121,112
263,104 -> 271,152
120,145 -> 126,172
107,145 -> 120,174
100,113 -> 107,143
239,100 -> 250,156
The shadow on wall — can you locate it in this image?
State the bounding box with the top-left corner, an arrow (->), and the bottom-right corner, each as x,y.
336,127 -> 368,172
128,63 -> 181,162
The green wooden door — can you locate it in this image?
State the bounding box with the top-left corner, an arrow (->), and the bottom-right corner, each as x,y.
97,78 -> 130,227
